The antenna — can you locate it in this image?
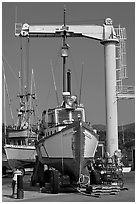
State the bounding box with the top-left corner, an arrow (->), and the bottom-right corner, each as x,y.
63,5 -> 66,26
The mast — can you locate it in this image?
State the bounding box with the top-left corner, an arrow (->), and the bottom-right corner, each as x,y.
26,37 -> 30,125
20,37 -> 24,98
3,69 -> 7,139
17,37 -> 25,129
67,69 -> 71,94
61,7 -> 69,93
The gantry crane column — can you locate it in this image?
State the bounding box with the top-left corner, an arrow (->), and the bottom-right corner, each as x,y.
15,17 -> 120,156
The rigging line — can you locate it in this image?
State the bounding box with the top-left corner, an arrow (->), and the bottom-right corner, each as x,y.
2,55 -> 18,80
41,143 -> 54,169
27,69 -> 33,129
3,62 -> 14,126
50,60 -> 59,106
32,69 -> 39,112
4,71 -> 14,126
31,99 -> 37,126
30,70 -> 36,126
44,47 -> 61,109
79,63 -> 84,105
31,69 -> 40,122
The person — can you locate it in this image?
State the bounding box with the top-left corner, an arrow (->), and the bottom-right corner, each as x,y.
12,169 -> 22,197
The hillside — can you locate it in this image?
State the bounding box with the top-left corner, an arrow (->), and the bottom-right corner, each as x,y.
92,123 -> 135,146
92,123 -> 135,133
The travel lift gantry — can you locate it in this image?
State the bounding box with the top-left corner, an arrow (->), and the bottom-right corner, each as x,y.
15,9 -> 134,196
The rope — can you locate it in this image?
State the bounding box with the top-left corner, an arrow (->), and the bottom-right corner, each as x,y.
78,174 -> 90,186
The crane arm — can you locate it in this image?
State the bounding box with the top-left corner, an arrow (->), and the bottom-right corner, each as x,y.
15,18 -> 118,41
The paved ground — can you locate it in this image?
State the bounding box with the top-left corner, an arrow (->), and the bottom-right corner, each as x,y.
2,171 -> 135,202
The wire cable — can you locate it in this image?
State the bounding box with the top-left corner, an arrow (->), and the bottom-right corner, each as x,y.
44,46 -> 61,109
2,55 -> 18,81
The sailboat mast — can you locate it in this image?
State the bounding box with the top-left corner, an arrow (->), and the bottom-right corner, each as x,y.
3,70 -> 7,138
26,37 -> 30,101
20,37 -> 24,97
26,37 -> 30,124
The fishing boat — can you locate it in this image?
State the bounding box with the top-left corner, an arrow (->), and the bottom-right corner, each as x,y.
4,41 -> 38,173
35,9 -> 99,187
5,128 -> 37,173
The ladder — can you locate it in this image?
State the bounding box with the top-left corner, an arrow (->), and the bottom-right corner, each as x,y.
115,26 -> 135,99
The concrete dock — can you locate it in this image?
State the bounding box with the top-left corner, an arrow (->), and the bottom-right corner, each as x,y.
2,171 -> 135,202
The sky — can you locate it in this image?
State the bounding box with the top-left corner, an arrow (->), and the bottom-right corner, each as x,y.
2,1 -> 135,126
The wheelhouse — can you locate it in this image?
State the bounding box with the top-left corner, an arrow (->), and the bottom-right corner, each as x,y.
44,106 -> 86,127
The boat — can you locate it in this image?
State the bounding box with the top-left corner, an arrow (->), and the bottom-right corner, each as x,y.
4,41 -> 38,173
35,9 -> 99,186
5,129 -> 37,172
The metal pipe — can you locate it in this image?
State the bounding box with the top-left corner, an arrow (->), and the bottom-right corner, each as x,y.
102,39 -> 118,156
63,56 -> 66,92
67,69 -> 71,94
26,37 -> 29,99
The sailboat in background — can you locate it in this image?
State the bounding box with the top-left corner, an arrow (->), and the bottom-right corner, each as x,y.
3,39 -> 39,174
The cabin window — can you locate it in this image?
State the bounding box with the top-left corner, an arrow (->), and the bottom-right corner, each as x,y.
22,140 -> 26,145
13,140 -> 17,145
58,109 -> 69,124
72,110 -> 83,121
18,140 -> 21,145
48,111 -> 55,126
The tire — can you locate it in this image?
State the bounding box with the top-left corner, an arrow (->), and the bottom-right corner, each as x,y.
50,170 -> 59,194
19,168 -> 25,176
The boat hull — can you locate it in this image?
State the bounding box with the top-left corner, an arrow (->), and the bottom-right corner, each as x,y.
36,121 -> 99,182
4,144 -> 37,170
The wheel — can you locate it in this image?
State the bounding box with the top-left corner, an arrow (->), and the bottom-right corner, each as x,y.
19,168 -> 25,176
50,170 -> 59,194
